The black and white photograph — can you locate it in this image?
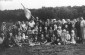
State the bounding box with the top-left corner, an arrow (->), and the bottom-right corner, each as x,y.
0,0 -> 85,55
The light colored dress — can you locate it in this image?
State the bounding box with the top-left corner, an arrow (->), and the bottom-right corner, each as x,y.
66,34 -> 71,41
80,20 -> 85,39
61,32 -> 67,43
71,33 -> 76,44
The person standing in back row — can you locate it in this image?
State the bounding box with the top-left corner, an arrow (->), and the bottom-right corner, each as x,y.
80,17 -> 85,43
75,18 -> 82,43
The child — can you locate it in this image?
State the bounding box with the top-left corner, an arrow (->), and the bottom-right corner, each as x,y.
57,26 -> 62,36
61,29 -> 67,45
51,34 -> 56,45
65,31 -> 71,44
70,30 -> 76,44
40,34 -> 47,44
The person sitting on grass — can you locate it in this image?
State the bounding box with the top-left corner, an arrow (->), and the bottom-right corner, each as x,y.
65,31 -> 71,44
15,32 -> 22,47
61,29 -> 67,45
40,34 -> 47,45
70,30 -> 76,44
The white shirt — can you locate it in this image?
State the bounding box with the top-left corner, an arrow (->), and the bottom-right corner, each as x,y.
80,20 -> 85,27
29,21 -> 35,27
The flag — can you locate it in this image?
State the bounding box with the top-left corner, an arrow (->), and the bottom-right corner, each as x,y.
21,3 -> 31,20
21,3 -> 35,27
24,8 -> 31,20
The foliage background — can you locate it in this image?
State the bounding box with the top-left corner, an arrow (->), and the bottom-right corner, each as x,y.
0,6 -> 85,22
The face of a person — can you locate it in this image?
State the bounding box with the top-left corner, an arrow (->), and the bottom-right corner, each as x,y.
67,19 -> 70,23
50,27 -> 52,30
22,21 -> 25,24
46,34 -> 49,37
53,34 -> 55,37
67,31 -> 69,34
41,34 -> 44,39
15,35 -> 17,38
10,33 -> 12,36
74,19 -> 76,22
77,18 -> 79,21
18,21 -> 21,24
65,25 -> 68,28
18,32 -> 21,36
45,27 -> 47,30
41,34 -> 44,37
22,33 -> 25,36
1,33 -> 4,36
40,27 -> 42,29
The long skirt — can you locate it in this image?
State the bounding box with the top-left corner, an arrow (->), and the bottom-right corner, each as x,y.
81,27 -> 85,39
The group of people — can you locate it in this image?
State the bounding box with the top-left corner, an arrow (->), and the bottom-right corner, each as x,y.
0,17 -> 85,47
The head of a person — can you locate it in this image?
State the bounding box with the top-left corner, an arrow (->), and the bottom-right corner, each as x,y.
53,34 -> 55,37
22,21 -> 25,24
50,27 -> 52,30
15,35 -> 18,38
80,17 -> 84,21
2,22 -> 6,25
65,25 -> 68,28
13,25 -> 17,29
54,24 -> 57,30
45,22 -> 48,25
22,33 -> 25,38
71,30 -> 75,34
67,19 -> 70,23
57,26 -> 61,30
66,31 -> 69,34
53,19 -> 56,22
58,20 -> 61,23
26,21 -> 29,24
35,25 -> 38,29
62,19 -> 66,24
77,18 -> 80,22
54,24 -> 57,27
18,21 -> 21,24
9,33 -> 13,36
46,34 -> 49,38
47,19 -> 50,21
18,32 -> 21,36
28,27 -> 31,30
41,34 -> 44,39
41,34 -> 44,36
36,17 -> 39,20
1,33 -> 4,37
45,26 -> 47,30
39,26 -> 42,30
22,33 -> 25,36
73,19 -> 77,22
62,29 -> 66,33
40,20 -> 42,23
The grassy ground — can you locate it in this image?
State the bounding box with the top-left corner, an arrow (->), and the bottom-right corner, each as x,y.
0,44 -> 85,55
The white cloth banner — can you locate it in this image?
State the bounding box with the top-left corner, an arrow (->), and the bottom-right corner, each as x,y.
24,8 -> 31,20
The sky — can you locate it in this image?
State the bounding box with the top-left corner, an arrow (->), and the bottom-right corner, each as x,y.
0,0 -> 85,10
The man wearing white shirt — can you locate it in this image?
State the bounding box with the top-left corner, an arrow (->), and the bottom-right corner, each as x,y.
29,20 -> 35,28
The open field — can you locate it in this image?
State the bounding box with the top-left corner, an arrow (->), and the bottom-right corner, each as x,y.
0,44 -> 85,55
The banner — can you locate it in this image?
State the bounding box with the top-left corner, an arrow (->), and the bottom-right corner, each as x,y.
21,3 -> 31,20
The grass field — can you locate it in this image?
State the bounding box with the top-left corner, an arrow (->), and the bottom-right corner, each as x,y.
0,44 -> 85,55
